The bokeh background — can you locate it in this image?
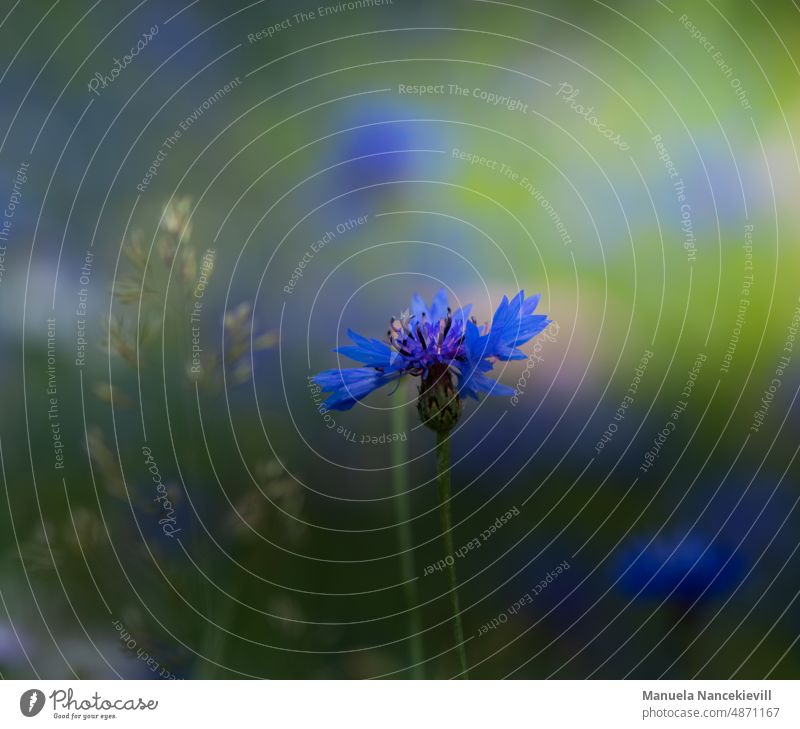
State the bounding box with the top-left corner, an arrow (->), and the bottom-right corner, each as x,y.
0,0 -> 799,679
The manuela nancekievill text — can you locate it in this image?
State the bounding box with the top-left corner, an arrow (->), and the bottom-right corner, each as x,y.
643,690 -> 773,701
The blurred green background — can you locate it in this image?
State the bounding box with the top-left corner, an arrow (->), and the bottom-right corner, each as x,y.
0,0 -> 799,679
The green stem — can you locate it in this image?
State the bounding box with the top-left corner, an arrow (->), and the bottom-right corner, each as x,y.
391,384 -> 425,679
195,573 -> 245,679
435,431 -> 469,679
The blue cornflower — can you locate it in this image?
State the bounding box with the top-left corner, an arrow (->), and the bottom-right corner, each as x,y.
313,289 -> 551,431
615,533 -> 744,605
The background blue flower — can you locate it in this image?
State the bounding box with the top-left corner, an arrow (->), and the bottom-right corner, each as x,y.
614,533 -> 744,605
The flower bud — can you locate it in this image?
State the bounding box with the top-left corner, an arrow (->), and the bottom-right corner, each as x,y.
417,364 -> 461,433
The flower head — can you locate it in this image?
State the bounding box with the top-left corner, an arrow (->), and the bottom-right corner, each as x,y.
614,533 -> 744,605
313,289 -> 551,430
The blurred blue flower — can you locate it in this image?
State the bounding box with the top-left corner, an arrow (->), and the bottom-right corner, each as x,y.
0,621 -> 29,671
331,101 -> 419,189
615,533 -> 744,605
340,121 -> 412,181
313,289 -> 551,411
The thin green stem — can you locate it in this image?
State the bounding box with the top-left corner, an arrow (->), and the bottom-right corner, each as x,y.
391,384 -> 425,679
435,432 -> 469,679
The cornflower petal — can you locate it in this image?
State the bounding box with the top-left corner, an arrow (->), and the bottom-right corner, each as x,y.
312,290 -> 550,411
